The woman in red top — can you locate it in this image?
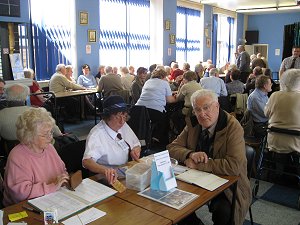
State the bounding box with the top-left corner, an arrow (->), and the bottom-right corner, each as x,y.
24,68 -> 45,107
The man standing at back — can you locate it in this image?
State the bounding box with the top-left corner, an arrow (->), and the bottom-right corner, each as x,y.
279,46 -> 300,79
236,45 -> 251,83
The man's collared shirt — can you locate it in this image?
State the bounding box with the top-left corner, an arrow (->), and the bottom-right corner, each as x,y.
280,56 -> 300,72
200,77 -> 228,97
247,88 -> 268,123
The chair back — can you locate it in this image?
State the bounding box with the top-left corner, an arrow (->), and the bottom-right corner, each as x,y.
127,105 -> 151,149
0,138 -> 19,158
218,96 -> 233,113
245,145 -> 256,178
30,92 -> 57,120
58,140 -> 89,178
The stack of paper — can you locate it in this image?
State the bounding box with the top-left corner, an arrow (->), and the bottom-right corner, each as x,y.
28,178 -> 117,221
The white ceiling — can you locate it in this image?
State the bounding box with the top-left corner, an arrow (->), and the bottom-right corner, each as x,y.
190,0 -> 300,14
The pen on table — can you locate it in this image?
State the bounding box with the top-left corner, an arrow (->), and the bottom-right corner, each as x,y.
22,205 -> 42,214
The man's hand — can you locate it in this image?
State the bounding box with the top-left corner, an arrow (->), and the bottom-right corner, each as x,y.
189,152 -> 208,164
184,158 -> 198,169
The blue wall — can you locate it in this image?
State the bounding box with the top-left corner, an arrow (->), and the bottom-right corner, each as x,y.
163,0 -> 176,65
236,13 -> 244,46
247,12 -> 300,73
75,0 -> 100,76
202,4 -> 212,61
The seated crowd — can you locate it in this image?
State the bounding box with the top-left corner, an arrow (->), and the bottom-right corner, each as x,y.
0,51 -> 299,225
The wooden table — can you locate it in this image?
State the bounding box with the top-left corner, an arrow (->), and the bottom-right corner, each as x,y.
55,89 -> 99,125
2,196 -> 171,225
115,176 -> 238,224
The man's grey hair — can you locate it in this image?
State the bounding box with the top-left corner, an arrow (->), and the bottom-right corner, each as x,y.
56,64 -> 66,72
280,69 -> 300,92
209,68 -> 219,77
5,83 -> 30,102
191,89 -> 218,108
105,66 -> 113,74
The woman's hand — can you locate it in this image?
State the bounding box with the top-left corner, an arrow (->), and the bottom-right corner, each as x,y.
55,173 -> 69,190
189,152 -> 208,164
130,146 -> 141,161
104,168 -> 118,185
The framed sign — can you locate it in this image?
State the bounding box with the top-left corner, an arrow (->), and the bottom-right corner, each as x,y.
165,20 -> 171,30
79,11 -> 88,25
206,38 -> 211,48
204,28 -> 209,37
169,34 -> 176,45
88,30 -> 96,42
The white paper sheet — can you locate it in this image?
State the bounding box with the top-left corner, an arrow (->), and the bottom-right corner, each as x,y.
62,207 -> 106,225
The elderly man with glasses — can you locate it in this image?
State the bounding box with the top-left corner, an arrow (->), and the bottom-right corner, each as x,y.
167,89 -> 251,225
83,95 -> 141,185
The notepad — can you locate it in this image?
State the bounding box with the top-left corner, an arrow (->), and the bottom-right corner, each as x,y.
28,178 -> 117,221
176,169 -> 228,191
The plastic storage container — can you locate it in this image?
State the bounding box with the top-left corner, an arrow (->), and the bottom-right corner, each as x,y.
125,163 -> 151,191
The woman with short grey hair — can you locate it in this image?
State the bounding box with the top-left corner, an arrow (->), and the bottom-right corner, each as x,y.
265,69 -> 300,153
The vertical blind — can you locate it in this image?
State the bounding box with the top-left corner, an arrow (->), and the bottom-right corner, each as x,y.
212,14 -> 235,69
99,0 -> 150,68
176,6 -> 201,66
30,0 -> 72,80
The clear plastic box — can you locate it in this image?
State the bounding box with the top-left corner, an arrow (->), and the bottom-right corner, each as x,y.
125,163 -> 151,191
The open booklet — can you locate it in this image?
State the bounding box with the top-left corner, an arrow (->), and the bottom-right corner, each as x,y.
176,169 -> 229,191
28,178 -> 117,221
138,187 -> 198,210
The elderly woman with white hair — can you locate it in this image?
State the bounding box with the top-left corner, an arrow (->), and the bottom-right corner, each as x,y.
3,107 -> 69,206
23,68 -> 46,107
265,69 -> 300,153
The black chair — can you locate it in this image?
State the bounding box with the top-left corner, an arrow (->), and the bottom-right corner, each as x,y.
127,105 -> 152,157
254,128 -> 300,209
245,145 -> 256,225
218,96 -> 233,113
57,139 -> 90,179
0,138 -> 19,158
30,92 -> 57,120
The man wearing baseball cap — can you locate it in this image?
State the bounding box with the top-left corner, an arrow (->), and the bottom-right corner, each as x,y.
83,95 -> 141,184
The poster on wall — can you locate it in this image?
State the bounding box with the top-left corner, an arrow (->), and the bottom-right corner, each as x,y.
9,53 -> 24,80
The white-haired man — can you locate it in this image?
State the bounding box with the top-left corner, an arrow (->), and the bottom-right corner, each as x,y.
167,89 -> 251,225
49,64 -> 85,122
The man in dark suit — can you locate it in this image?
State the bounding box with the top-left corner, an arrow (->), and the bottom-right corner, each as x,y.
236,45 -> 251,83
